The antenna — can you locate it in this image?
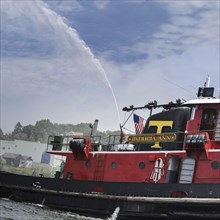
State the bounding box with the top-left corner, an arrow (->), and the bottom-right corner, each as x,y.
204,74 -> 210,88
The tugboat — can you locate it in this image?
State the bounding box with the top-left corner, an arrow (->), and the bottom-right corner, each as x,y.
0,77 -> 220,219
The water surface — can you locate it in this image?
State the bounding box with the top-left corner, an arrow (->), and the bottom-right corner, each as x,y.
0,199 -> 116,220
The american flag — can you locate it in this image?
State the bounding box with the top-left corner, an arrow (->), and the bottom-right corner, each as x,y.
133,113 -> 145,134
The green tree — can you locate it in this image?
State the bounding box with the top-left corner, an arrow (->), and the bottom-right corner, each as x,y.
2,119 -> 122,144
12,122 -> 27,140
13,122 -> 23,133
0,128 -> 4,139
34,119 -> 55,143
22,125 -> 36,141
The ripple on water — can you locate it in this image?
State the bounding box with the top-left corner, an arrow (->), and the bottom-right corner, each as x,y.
0,199 -> 118,220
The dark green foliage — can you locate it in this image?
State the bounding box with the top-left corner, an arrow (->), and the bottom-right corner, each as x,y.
0,120 -> 121,143
0,128 -> 4,139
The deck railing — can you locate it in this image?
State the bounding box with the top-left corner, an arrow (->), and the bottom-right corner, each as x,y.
47,128 -> 220,152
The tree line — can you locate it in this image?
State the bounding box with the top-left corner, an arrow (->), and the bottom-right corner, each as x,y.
0,119 -> 120,143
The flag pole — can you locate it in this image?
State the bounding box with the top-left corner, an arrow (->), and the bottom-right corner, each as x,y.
121,109 -> 135,128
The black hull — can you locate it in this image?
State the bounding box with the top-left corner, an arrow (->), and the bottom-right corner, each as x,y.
0,172 -> 220,219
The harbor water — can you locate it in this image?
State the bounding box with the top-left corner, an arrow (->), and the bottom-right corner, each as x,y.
0,199 -> 118,220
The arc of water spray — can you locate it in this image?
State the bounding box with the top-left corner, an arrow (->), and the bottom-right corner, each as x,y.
41,1 -> 121,127
78,44 -> 122,127
92,57 -> 121,125
66,31 -> 121,125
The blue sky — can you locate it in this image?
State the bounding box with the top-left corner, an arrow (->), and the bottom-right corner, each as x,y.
1,0 -> 220,133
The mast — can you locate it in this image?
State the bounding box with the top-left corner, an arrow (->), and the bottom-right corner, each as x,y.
122,99 -> 182,113
204,75 -> 210,87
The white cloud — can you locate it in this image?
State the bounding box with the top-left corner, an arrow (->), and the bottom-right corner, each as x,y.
126,1 -> 219,61
1,0 -> 120,132
43,0 -> 83,12
163,0 -> 213,15
93,0 -> 111,9
102,43 -> 219,108
1,0 -> 219,134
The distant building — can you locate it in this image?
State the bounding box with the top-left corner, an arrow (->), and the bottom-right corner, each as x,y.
2,153 -> 22,167
2,153 -> 33,168
0,139 -> 63,168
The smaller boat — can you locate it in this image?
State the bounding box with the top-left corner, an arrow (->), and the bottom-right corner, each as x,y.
0,76 -> 220,219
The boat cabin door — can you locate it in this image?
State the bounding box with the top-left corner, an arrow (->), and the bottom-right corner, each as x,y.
199,108 -> 217,140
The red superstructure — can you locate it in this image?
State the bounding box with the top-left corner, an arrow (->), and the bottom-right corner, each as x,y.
48,83 -> 220,186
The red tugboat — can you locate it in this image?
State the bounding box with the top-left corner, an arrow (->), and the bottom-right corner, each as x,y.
0,78 -> 220,219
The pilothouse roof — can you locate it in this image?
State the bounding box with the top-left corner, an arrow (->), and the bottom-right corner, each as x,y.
183,98 -> 220,106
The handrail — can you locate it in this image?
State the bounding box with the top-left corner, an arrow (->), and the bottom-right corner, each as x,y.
46,129 -> 220,153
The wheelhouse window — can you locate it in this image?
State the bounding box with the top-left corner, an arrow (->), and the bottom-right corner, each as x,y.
190,106 -> 196,120
214,111 -> 220,142
199,109 -> 217,140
